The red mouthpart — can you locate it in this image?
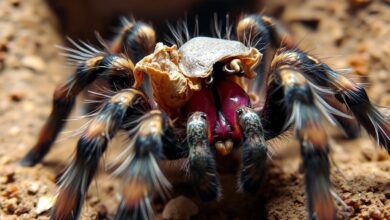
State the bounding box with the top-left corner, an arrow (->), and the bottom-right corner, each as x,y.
184,79 -> 250,144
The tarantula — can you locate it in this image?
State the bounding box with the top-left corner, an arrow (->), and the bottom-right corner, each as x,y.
20,14 -> 389,220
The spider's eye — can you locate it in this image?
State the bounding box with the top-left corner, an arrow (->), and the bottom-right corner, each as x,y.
205,75 -> 214,85
223,59 -> 244,76
236,108 -> 244,116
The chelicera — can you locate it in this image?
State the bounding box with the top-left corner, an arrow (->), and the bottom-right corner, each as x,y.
21,14 -> 389,220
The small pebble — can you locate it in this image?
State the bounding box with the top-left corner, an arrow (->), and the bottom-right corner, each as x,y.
3,198 -> 18,214
348,54 -> 369,75
1,156 -> 12,165
162,196 -> 198,220
97,204 -> 108,219
27,182 -> 40,195
370,208 -> 382,219
15,206 -> 30,216
35,196 -> 55,214
89,196 -> 100,206
10,91 -> 25,102
21,55 -> 46,72
2,185 -> 18,197
1,168 -> 15,184
8,126 -> 21,136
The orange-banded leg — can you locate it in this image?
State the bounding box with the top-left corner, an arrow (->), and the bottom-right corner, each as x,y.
236,106 -> 268,192
109,19 -> 156,63
236,14 -> 293,93
50,89 -> 148,220
322,65 -> 389,151
114,110 -> 175,220
269,66 -> 336,220
272,49 -> 362,139
298,117 -> 335,220
186,112 -> 221,201
108,19 -> 156,100
20,50 -> 135,167
270,49 -> 389,151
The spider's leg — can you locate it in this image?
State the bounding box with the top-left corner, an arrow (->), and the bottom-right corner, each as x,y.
319,63 -> 389,150
114,110 -> 174,220
296,106 -> 335,220
236,106 -> 268,192
270,49 -> 389,151
21,52 -> 135,166
108,20 -> 156,98
324,96 -> 360,138
109,20 -> 156,63
186,112 -> 221,201
264,63 -> 336,219
51,89 -> 148,220
236,14 -> 293,93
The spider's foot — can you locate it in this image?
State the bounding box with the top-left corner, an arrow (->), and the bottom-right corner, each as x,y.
190,148 -> 221,201
114,110 -> 173,220
114,198 -> 154,220
20,149 -> 43,167
336,86 -> 390,151
299,117 -> 336,220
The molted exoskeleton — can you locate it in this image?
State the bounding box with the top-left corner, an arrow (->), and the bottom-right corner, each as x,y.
133,37 -> 262,115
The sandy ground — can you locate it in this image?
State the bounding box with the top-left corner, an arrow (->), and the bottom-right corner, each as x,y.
0,0 -> 389,219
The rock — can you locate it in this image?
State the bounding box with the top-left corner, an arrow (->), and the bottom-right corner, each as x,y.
348,54 -> 369,75
35,195 -> 55,214
89,196 -> 100,206
27,182 -> 39,195
21,55 -> 46,72
3,198 -> 18,214
15,205 -> 30,216
162,196 -> 198,220
10,91 -> 25,102
370,208 -> 382,219
96,204 -> 108,219
0,168 -> 15,184
2,184 -> 18,197
8,126 -> 21,136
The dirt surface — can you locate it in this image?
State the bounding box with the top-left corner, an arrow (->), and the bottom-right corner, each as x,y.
0,0 -> 390,219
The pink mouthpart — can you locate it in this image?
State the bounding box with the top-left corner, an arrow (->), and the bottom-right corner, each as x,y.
184,79 -> 250,143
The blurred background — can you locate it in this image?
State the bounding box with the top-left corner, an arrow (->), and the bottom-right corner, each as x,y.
46,0 -> 261,41
0,0 -> 389,219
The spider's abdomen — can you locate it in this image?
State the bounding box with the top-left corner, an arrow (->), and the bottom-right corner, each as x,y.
184,79 -> 250,155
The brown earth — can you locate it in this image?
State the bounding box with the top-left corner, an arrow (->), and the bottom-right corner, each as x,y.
0,0 -> 389,219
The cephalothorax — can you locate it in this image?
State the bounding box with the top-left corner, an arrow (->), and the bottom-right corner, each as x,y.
21,14 -> 389,220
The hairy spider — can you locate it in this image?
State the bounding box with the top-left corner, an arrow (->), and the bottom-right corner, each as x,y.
21,14 -> 389,220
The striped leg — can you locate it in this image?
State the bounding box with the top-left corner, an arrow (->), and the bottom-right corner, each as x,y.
109,19 -> 156,63
236,14 -> 293,93
262,58 -> 337,219
321,65 -> 390,151
108,19 -> 157,100
21,46 -> 135,166
298,116 -> 335,220
51,89 -> 148,220
261,46 -> 390,218
268,49 -> 390,151
114,110 -> 174,220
